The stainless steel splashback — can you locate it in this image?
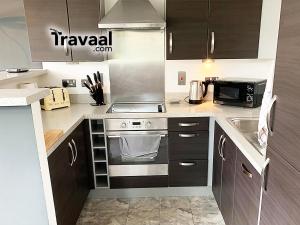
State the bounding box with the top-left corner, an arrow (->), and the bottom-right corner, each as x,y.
109,59 -> 165,103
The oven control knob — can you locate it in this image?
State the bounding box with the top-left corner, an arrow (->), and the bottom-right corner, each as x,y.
146,121 -> 152,128
121,122 -> 127,128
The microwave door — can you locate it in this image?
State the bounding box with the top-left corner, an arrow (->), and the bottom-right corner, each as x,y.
214,83 -> 246,104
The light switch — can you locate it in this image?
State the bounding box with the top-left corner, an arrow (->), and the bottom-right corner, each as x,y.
178,71 -> 186,85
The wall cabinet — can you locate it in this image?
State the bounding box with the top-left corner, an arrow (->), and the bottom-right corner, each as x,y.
24,0 -> 102,62
213,122 -> 261,225
166,0 -> 208,60
168,117 -> 209,187
260,0 -> 300,224
166,0 -> 262,59
48,121 -> 91,225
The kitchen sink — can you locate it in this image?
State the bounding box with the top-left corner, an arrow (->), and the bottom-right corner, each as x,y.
227,117 -> 266,155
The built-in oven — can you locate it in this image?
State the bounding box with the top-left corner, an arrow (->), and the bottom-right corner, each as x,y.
105,118 -> 168,188
213,78 -> 267,108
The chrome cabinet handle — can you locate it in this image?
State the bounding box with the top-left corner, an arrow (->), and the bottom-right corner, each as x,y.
218,134 -> 224,158
178,122 -> 199,127
261,158 -> 270,191
220,136 -> 226,161
241,163 -> 253,178
71,139 -> 78,162
179,162 -> 196,167
64,39 -> 69,56
169,32 -> 173,54
68,142 -> 75,166
210,31 -> 215,54
267,95 -> 278,136
179,133 -> 198,138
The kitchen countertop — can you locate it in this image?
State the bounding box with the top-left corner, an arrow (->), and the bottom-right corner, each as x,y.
42,101 -> 266,174
0,88 -> 50,106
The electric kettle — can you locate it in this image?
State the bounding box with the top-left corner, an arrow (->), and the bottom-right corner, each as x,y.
188,80 -> 209,104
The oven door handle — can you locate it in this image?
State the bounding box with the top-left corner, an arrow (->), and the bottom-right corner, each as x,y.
107,134 -> 167,138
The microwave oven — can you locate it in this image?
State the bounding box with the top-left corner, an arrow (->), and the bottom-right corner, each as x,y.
213,78 -> 267,108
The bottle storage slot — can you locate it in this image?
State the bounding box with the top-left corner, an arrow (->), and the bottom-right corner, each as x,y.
96,176 -> 108,188
91,120 -> 104,133
94,149 -> 106,161
95,162 -> 107,175
89,119 -> 109,188
92,134 -> 105,148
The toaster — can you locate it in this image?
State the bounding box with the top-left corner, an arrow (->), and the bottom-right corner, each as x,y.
41,87 -> 70,111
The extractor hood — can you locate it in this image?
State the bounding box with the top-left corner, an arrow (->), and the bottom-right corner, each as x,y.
98,0 -> 166,29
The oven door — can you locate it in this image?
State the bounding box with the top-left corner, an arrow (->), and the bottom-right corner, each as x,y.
106,130 -> 168,165
214,82 -> 248,106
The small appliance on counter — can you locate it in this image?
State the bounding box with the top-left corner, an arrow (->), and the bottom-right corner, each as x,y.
40,87 -> 70,111
188,80 -> 211,104
213,78 -> 267,108
83,71 -> 105,106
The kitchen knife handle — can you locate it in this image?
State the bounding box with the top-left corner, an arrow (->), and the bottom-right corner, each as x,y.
169,32 -> 173,54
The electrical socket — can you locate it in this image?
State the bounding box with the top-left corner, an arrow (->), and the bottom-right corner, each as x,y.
62,79 -> 76,87
205,77 -> 219,82
178,71 -> 186,85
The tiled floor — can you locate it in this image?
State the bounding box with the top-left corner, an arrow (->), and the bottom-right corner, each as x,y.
76,196 -> 225,225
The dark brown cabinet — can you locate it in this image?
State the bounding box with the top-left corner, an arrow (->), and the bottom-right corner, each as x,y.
23,0 -> 71,61
166,0 -> 262,59
260,0 -> 300,224
168,117 -> 209,187
48,121 -> 91,225
212,122 -> 236,225
233,150 -> 261,225
212,123 -> 223,207
209,0 -> 262,59
213,122 -> 261,225
24,0 -> 101,62
166,0 -> 208,60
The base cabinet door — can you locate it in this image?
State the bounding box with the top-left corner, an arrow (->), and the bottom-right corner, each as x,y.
212,123 -> 224,207
48,137 -> 77,225
233,150 -> 261,225
260,148 -> 300,225
48,121 -> 91,225
220,136 -> 236,225
70,121 -> 91,220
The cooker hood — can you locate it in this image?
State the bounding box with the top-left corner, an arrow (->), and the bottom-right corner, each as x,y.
98,0 -> 166,29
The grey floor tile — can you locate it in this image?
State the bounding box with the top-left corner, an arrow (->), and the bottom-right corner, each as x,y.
160,197 -> 191,209
129,197 -> 160,212
126,208 -> 160,225
77,196 -> 224,225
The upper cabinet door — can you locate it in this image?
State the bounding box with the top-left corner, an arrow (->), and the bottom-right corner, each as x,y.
23,0 -> 72,62
267,0 -> 300,172
67,0 -> 103,61
209,0 -> 262,59
166,0 -> 208,60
